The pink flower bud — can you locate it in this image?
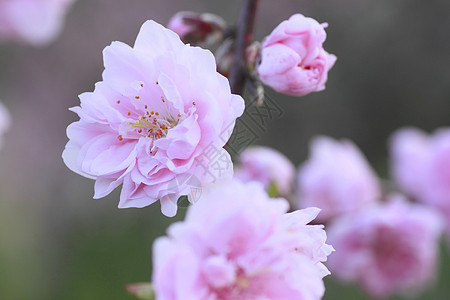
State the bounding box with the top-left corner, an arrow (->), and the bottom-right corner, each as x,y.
0,0 -> 76,46
327,195 -> 444,299
390,127 -> 450,232
167,11 -> 226,46
297,136 -> 381,223
257,14 -> 336,97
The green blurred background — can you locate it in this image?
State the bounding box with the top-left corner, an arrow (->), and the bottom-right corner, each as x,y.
0,0 -> 449,299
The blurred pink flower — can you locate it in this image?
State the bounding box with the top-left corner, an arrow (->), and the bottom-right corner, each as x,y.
327,195 -> 444,299
297,136 -> 381,223
257,14 -> 336,97
167,11 -> 226,45
62,20 -> 244,217
167,12 -> 192,40
390,127 -> 450,231
152,179 -> 333,300
0,102 -> 11,149
0,0 -> 76,46
234,146 -> 295,197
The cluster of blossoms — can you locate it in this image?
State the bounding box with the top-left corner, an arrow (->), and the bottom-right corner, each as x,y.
56,3 -> 449,300
291,135 -> 446,298
0,0 -> 76,46
62,11 -> 337,217
60,11 -> 337,299
152,180 -> 333,300
1,0 -> 446,299
54,4 -> 450,299
238,136 -> 448,298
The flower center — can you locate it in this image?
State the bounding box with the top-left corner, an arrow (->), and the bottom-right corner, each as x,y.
127,110 -> 180,140
115,80 -> 197,142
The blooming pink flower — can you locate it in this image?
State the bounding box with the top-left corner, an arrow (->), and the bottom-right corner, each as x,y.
297,136 -> 381,223
0,102 -> 11,149
152,179 -> 334,300
390,127 -> 450,231
62,20 -> 244,216
257,14 -> 336,97
327,195 -> 444,299
234,146 -> 295,197
0,0 -> 76,46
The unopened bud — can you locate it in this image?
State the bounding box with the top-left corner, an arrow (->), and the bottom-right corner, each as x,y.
168,11 -> 227,46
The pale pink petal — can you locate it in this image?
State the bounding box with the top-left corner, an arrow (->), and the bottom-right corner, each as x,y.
258,43 -> 300,76
134,20 -> 184,56
159,195 -> 179,217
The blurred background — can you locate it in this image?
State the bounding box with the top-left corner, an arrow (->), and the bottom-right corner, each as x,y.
0,0 -> 449,299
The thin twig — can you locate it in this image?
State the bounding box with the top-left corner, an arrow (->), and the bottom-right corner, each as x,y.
229,0 -> 259,95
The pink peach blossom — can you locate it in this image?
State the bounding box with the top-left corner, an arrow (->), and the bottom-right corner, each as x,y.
0,102 -> 10,149
62,20 -> 244,217
152,179 -> 333,300
0,0 -> 76,46
234,146 -> 295,197
390,127 -> 450,231
327,195 -> 444,299
297,136 -> 381,223
257,14 -> 336,97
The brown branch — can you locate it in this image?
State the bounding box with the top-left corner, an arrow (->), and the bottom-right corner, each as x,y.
229,0 -> 259,95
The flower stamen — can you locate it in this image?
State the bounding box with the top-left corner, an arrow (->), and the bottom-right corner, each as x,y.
127,109 -> 180,140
